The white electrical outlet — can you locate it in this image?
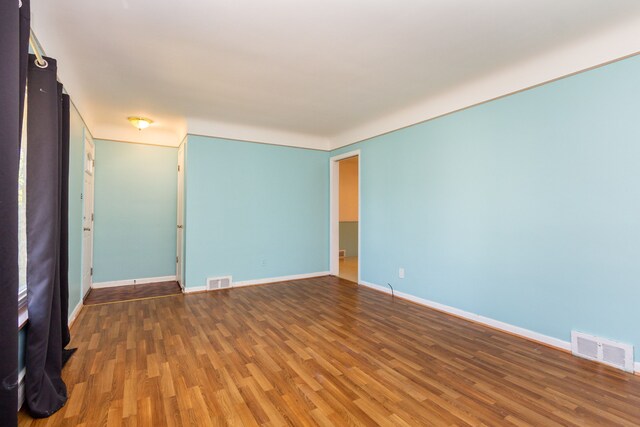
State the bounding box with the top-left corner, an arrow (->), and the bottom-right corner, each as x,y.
399,268 -> 405,279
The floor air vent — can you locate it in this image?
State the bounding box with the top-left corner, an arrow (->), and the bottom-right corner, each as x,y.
207,276 -> 232,291
571,331 -> 634,373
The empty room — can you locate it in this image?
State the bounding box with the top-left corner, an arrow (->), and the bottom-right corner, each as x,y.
3,1 -> 640,425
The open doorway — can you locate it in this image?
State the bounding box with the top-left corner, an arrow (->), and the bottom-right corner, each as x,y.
330,150 -> 360,283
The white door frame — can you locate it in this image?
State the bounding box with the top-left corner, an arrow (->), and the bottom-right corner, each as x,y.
176,144 -> 185,289
81,136 -> 95,298
329,150 -> 361,283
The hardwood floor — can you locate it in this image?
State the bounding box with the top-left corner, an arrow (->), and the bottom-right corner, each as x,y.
84,281 -> 182,305
19,276 -> 640,426
338,256 -> 358,283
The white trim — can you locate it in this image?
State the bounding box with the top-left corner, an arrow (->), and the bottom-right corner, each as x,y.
18,368 -> 26,411
188,118 -> 330,151
233,271 -> 329,288
68,300 -> 83,328
635,362 -> 640,375
92,275 -> 177,289
183,271 -> 330,294
329,151 -> 361,281
18,288 -> 27,305
90,122 -> 186,148
359,280 -> 572,352
18,303 -> 28,329
46,17 -> 640,150
329,21 -> 640,150
183,286 -> 207,294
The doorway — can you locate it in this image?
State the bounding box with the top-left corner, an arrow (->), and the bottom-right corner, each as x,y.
176,144 -> 185,289
330,150 -> 360,283
81,136 -> 95,298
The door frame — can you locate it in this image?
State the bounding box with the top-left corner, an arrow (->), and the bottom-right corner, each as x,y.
329,150 -> 361,283
81,136 -> 95,298
176,143 -> 185,289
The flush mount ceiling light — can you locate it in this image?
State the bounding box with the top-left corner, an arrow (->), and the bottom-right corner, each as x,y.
127,116 -> 153,130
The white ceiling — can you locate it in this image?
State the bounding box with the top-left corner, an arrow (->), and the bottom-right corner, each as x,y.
31,0 -> 640,149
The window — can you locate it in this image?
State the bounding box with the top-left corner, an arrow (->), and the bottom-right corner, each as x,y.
18,94 -> 28,327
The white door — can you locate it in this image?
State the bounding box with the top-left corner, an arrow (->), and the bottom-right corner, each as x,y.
176,144 -> 185,289
81,137 -> 95,297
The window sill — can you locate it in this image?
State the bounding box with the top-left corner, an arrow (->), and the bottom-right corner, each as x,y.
18,292 -> 28,330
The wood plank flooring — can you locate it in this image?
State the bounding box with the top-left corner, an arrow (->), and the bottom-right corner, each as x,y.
19,276 -> 640,426
83,281 -> 182,305
338,257 -> 358,283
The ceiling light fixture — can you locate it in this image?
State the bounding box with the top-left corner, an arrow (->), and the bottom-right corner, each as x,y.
127,116 -> 153,130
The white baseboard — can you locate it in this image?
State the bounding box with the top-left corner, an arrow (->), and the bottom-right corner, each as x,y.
183,271 -> 330,294
359,280 -> 572,353
18,368 -> 25,410
234,271 -> 330,288
183,285 -> 207,294
92,275 -> 177,289
68,300 -> 83,328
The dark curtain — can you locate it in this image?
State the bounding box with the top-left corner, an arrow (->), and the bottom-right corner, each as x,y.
19,0 -> 30,133
25,54 -> 68,418
0,0 -> 30,424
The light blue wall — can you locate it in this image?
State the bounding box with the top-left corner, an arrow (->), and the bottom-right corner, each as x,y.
332,54 -> 640,360
67,103 -> 85,310
184,136 -> 329,287
93,140 -> 177,282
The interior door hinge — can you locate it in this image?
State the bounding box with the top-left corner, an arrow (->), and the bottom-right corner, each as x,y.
178,165 -> 180,171
176,256 -> 179,263
91,213 -> 94,221
90,267 -> 93,276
